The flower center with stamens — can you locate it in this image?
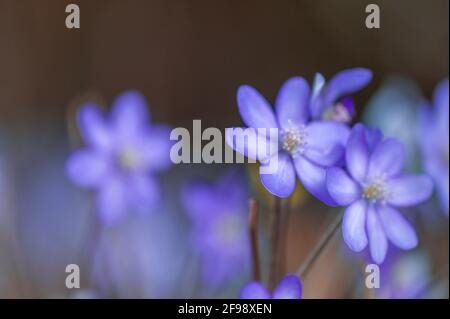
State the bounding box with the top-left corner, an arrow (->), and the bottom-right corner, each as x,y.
118,147 -> 141,170
281,123 -> 307,157
362,176 -> 389,204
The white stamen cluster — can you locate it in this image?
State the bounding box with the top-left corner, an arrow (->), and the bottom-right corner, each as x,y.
322,103 -> 351,123
281,121 -> 308,158
362,175 -> 389,204
118,148 -> 140,170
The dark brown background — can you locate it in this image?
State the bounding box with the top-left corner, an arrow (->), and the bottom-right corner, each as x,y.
0,0 -> 448,128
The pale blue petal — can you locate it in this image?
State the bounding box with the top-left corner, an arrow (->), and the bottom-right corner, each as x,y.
237,85 -> 278,129
388,175 -> 433,207
326,167 -> 361,206
111,90 -> 150,137
294,156 -> 337,206
346,124 -> 370,183
77,103 -> 112,151
240,282 -> 271,299
275,77 -> 310,129
66,149 -> 110,188
96,176 -> 129,226
260,152 -> 296,198
325,68 -> 372,106
342,199 -> 368,252
272,275 -> 302,299
378,205 -> 418,250
368,138 -> 405,179
304,121 -> 350,167
367,205 -> 388,264
225,127 -> 279,161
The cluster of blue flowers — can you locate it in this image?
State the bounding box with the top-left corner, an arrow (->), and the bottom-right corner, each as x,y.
65,68 -> 448,299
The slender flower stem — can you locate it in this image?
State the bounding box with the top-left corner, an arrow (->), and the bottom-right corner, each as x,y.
279,198 -> 292,278
296,210 -> 343,279
248,199 -> 261,282
269,197 -> 283,289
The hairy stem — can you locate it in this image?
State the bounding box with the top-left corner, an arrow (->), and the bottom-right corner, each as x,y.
248,199 -> 261,282
296,210 -> 343,279
269,197 -> 283,289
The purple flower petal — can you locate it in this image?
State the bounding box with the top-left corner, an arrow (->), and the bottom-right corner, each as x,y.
378,205 -> 418,250
182,181 -> 218,218
368,138 -> 405,179
272,274 -> 302,299
342,199 -> 368,252
310,72 -> 326,118
433,78 -> 449,132
260,152 -> 296,198
346,124 -> 370,183
275,77 -> 310,129
388,174 -> 433,207
96,176 -> 128,226
240,282 -> 271,299
141,124 -> 173,172
66,150 -> 110,188
77,103 -> 112,151
225,127 -> 279,161
294,156 -> 337,206
128,174 -> 160,210
312,73 -> 326,99
367,204 -> 388,264
365,126 -> 383,152
325,68 -> 372,106
304,145 -> 345,167
304,121 -> 350,167
111,90 -> 150,137
326,167 -> 361,206
237,85 -> 278,130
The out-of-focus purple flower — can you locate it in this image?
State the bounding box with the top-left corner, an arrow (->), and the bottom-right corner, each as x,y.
183,171 -> 251,289
378,251 -> 432,299
240,274 -> 302,299
326,124 -> 433,264
363,76 -> 423,171
418,79 -> 449,215
66,91 -> 172,225
226,76 -> 353,203
310,68 -> 372,123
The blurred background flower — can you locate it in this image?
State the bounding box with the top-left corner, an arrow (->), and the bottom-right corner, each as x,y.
418,79 -> 449,215
240,274 -> 302,299
182,170 -> 251,292
66,91 -> 173,225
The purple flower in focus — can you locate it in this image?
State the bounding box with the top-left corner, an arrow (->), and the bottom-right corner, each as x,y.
240,274 -> 302,299
183,171 -> 251,289
226,76 -> 353,203
66,91 -> 172,225
418,78 -> 449,215
310,68 -> 372,123
326,124 -> 433,264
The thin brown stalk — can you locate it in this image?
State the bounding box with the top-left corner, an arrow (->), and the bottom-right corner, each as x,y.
248,199 -> 261,282
269,197 -> 282,289
296,210 -> 343,279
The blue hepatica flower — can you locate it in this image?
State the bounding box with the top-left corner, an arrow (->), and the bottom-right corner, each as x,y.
240,274 -> 302,299
66,91 -> 172,225
310,68 -> 372,123
183,171 -> 251,289
418,78 -> 449,215
226,71 -> 372,202
326,124 -> 433,264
